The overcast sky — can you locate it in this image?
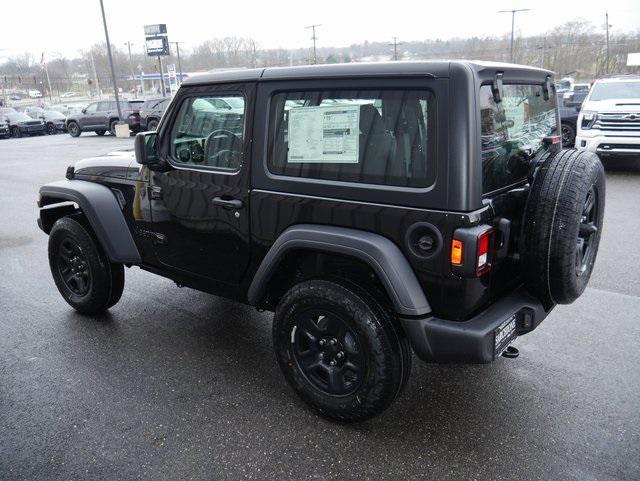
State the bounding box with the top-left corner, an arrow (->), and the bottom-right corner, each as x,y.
1,0 -> 639,61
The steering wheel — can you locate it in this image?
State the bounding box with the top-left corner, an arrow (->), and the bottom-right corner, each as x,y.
203,129 -> 242,168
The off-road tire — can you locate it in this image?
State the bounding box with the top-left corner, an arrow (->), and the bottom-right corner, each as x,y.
273,279 -> 411,422
561,122 -> 576,147
48,216 -> 125,314
522,149 -> 605,307
109,120 -> 118,136
67,121 -> 81,137
95,130 -> 106,136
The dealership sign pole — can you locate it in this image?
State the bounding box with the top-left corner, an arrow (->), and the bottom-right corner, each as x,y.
144,24 -> 170,98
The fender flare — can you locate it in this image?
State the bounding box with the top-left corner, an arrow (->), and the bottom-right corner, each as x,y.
247,224 -> 431,317
38,179 -> 142,264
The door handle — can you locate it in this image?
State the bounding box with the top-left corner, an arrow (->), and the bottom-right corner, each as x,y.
212,196 -> 243,209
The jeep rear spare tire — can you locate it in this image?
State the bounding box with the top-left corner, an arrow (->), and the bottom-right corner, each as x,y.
522,149 -> 605,307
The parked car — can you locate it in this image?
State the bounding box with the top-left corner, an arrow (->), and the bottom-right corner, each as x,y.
28,89 -> 43,99
559,103 -> 579,147
139,97 -> 170,131
38,110 -> 68,134
576,75 -> 640,158
563,83 -> 590,108
65,99 -> 144,137
60,92 -> 78,98
25,106 -> 46,119
0,107 -> 17,115
37,61 -> 605,422
0,121 -> 10,139
1,112 -> 46,137
9,94 -> 21,101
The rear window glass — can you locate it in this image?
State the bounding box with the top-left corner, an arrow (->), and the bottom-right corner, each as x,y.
268,90 -> 435,188
480,84 -> 557,193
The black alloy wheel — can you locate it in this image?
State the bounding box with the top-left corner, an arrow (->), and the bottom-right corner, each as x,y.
56,237 -> 91,296
291,308 -> 366,397
561,123 -> 576,146
46,123 -> 57,135
11,126 -> 21,138
576,186 -> 599,276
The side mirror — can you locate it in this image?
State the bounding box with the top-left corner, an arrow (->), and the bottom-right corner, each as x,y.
135,131 -> 159,165
81,108 -> 87,114
576,104 -> 582,112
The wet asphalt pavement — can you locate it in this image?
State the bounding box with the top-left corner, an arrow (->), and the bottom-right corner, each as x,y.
0,134 -> 639,481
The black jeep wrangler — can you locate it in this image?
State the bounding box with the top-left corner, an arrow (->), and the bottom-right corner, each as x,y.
38,62 -> 605,422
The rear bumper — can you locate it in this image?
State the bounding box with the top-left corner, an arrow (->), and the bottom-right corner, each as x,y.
401,286 -> 551,364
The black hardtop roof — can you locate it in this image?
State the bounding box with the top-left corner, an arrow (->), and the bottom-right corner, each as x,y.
181,60 -> 553,86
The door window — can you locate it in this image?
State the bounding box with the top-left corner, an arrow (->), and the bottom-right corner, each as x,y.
169,95 -> 245,171
85,103 -> 98,113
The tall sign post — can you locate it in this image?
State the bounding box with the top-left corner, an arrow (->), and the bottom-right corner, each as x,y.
144,24 -> 170,97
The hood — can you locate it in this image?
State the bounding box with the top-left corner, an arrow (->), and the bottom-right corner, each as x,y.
582,99 -> 640,113
73,150 -> 140,180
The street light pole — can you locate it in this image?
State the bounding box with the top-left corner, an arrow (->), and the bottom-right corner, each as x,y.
498,8 -> 531,63
305,24 -> 321,64
98,0 -> 123,119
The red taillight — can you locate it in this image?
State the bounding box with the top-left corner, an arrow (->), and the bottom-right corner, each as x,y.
476,228 -> 493,275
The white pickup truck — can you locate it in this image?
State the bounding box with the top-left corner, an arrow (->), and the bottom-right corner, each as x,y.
576,76 -> 640,158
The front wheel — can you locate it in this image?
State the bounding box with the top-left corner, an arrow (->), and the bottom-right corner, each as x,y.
273,279 -> 411,422
48,216 -> 125,314
46,123 -> 57,135
11,126 -> 21,138
561,122 -> 576,147
95,130 -> 106,136
67,121 -> 81,137
147,119 -> 159,131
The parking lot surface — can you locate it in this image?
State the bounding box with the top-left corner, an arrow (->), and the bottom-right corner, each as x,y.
1,134 -> 639,481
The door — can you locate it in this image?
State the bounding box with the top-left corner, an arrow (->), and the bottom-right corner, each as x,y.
79,102 -> 99,129
148,83 -> 254,290
94,101 -> 112,128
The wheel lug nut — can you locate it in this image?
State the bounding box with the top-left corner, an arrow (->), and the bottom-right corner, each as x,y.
330,339 -> 337,346
330,360 -> 336,366
319,339 -> 326,346
319,353 -> 324,359
336,352 -> 344,359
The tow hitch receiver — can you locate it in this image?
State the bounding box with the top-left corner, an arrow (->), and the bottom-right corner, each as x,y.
501,346 -> 519,359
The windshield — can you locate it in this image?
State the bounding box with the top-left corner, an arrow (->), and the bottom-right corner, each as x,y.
44,111 -> 65,119
590,81 -> 640,101
6,113 -> 32,122
480,84 -> 558,193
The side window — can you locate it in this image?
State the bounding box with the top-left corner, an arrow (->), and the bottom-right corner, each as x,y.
85,103 -> 98,113
267,89 -> 434,187
169,94 -> 245,171
480,84 -> 557,193
96,102 -> 109,111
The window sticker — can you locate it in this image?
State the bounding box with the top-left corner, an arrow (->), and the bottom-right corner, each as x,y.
287,105 -> 360,163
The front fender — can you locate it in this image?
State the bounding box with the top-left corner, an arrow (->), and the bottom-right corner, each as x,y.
248,224 -> 431,317
38,179 -> 141,264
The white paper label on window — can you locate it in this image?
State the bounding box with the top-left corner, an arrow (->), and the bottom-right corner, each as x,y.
287,105 -> 360,163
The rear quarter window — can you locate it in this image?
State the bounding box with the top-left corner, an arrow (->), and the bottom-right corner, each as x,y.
267,89 -> 435,188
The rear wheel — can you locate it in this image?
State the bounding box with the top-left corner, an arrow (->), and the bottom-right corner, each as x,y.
67,121 -> 81,137
109,120 -> 118,136
48,217 -> 124,314
46,122 -> 57,135
273,279 -> 411,422
147,119 -> 159,131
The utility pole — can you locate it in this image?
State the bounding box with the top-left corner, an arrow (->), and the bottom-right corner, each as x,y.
605,12 -> 611,74
42,58 -> 53,102
498,8 -> 531,63
98,0 -> 123,119
389,37 -> 404,61
125,41 -> 136,97
305,24 -> 321,64
158,56 -> 166,97
172,42 -> 183,85
90,50 -> 101,98
538,37 -> 548,69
